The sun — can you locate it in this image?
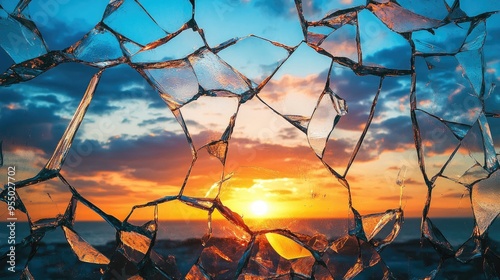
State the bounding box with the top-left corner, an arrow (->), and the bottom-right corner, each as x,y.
250,200 -> 269,217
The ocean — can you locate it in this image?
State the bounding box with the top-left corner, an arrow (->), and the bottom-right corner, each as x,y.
1,217 -> 499,279
1,217 -> 499,248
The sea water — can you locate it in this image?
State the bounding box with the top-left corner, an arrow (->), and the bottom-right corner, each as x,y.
1,217 -> 499,248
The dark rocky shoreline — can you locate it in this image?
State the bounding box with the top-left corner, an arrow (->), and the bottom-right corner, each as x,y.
1,237 -> 498,279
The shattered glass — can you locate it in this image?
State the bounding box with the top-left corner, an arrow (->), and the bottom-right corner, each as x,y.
0,0 -> 499,279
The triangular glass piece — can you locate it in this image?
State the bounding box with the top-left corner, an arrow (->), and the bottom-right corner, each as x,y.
472,169 -> 500,235
142,59 -> 199,109
67,26 -> 122,65
478,114 -> 499,172
361,210 -> 398,242
132,29 -> 204,63
458,164 -> 490,186
283,115 -> 310,134
319,23 -> 358,62
413,22 -> 469,54
369,2 -> 441,33
443,121 -> 484,181
138,0 -> 192,33
306,31 -> 328,46
307,89 -> 347,158
422,218 -> 455,255
188,49 -> 251,96
102,0 -> 166,46
455,234 -> 482,263
205,140 -> 228,165
62,226 -> 110,264
456,50 -> 483,96
265,233 -> 312,260
217,35 -> 290,86
415,110 -> 460,179
443,120 -> 471,140
358,9 -> 411,69
460,20 -> 486,51
320,11 -> 357,29
0,12 -> 47,63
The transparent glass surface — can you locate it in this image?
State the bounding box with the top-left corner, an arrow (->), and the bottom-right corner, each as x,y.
0,0 -> 499,279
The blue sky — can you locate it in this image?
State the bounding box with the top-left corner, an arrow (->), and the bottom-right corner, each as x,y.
1,0 -> 499,221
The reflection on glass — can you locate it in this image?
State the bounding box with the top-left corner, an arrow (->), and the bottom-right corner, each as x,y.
0,0 -> 499,279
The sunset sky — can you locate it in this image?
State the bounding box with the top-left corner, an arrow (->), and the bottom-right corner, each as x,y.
1,0 -> 499,224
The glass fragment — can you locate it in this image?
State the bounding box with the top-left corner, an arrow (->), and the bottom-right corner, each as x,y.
0,0 -> 499,279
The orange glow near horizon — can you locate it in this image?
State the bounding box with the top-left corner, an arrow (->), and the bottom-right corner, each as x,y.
3,170 -> 474,223
2,119 -> 483,223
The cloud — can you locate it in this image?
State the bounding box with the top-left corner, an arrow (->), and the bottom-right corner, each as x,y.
364,45 -> 412,70
371,116 -> 414,152
11,62 -> 96,100
253,0 -> 297,18
438,192 -> 467,199
334,103 -> 370,131
0,103 -> 68,154
378,195 -> 412,200
0,46 -> 14,72
278,127 -> 300,140
36,18 -> 91,51
1,16 -> 169,119
485,28 -> 500,66
0,88 -> 25,104
68,177 -> 162,200
259,65 -> 384,133
254,60 -> 447,167
321,39 -> 358,61
301,0 -> 324,19
27,0 -> 110,50
93,64 -> 167,111
268,189 -> 294,195
55,130 -> 344,201
323,137 -> 361,165
260,72 -> 327,103
0,58 -> 460,197
330,68 -> 381,102
62,131 -> 192,183
404,178 -> 422,186
4,61 -> 167,123
33,94 -> 61,105
139,116 -> 175,126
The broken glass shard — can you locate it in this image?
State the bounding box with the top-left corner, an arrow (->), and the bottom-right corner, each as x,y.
67,26 -> 122,66
102,0 -> 167,46
1,0 -> 499,278
422,218 -> 455,256
216,35 -> 290,86
142,59 -> 199,109
265,233 -> 312,260
413,22 -> 470,54
319,24 -> 358,62
131,29 -> 204,63
360,209 -> 401,242
307,89 -> 347,158
62,226 -> 110,264
137,0 -> 193,33
369,2 -> 442,33
0,9 -> 47,63
472,169 -> 500,235
188,49 -> 251,96
45,71 -> 102,171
